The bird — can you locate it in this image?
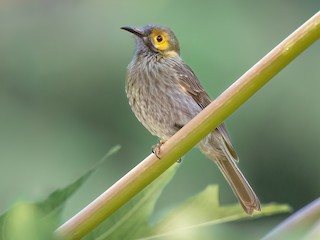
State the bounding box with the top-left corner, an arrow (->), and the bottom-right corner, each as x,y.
121,24 -> 261,215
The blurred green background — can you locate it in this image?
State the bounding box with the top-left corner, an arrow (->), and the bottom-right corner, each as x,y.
0,0 -> 319,238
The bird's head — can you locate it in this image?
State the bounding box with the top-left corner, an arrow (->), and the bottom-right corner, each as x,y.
121,25 -> 180,57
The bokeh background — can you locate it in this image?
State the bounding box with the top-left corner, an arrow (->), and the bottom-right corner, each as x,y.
0,0 -> 319,239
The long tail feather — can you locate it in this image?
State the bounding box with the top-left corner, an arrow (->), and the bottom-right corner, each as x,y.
199,129 -> 261,215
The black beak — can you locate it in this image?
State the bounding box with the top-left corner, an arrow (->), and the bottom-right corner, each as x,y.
121,26 -> 145,38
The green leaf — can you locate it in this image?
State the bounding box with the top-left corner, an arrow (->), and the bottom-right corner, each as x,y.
0,145 -> 120,240
144,185 -> 291,240
83,165 -> 290,240
84,164 -> 179,240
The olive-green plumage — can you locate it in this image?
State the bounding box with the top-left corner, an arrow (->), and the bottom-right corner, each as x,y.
122,24 -> 260,214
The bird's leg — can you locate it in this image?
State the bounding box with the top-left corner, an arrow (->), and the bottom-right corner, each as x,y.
152,139 -> 166,159
152,139 -> 183,163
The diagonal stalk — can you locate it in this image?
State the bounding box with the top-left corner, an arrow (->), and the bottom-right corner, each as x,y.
55,11 -> 320,240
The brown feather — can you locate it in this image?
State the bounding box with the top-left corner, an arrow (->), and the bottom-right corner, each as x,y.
173,62 -> 238,160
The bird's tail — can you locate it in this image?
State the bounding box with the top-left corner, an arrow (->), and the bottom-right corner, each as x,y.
199,130 -> 261,215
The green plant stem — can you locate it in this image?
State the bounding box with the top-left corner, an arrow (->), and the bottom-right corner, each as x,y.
262,198 -> 320,239
55,12 -> 320,240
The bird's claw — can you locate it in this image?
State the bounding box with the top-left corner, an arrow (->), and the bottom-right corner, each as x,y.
152,140 -> 183,163
152,140 -> 166,159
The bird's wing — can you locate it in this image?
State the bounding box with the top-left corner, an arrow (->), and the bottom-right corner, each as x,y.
174,62 -> 238,160
217,123 -> 238,161
173,62 -> 211,109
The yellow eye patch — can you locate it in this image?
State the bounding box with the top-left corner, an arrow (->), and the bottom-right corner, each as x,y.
150,30 -> 170,51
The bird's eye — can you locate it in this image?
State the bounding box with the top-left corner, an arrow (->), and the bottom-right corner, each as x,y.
156,35 -> 163,42
152,32 -> 168,50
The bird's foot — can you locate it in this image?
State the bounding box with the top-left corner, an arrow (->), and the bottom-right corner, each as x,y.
152,140 -> 166,159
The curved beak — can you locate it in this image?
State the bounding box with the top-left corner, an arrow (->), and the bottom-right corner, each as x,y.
121,26 -> 145,38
